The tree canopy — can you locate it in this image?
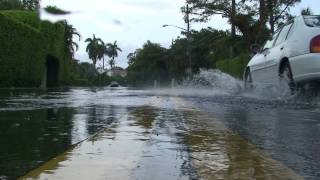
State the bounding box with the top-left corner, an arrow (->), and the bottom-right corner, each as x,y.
105,41 -> 122,68
60,21 -> 81,58
0,0 -> 40,10
85,34 -> 104,68
187,0 -> 301,47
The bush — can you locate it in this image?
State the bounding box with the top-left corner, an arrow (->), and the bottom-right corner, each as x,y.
0,13 -> 45,87
0,0 -> 23,10
215,54 -> 250,79
0,10 -> 40,29
0,11 -> 70,87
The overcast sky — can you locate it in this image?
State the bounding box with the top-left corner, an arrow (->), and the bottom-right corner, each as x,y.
41,0 -> 319,69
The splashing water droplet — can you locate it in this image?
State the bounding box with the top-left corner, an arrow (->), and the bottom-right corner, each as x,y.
182,69 -> 243,94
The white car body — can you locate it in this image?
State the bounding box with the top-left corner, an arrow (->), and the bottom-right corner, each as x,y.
245,15 -> 320,86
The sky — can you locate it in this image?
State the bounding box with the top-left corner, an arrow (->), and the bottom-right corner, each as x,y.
41,0 -> 319,69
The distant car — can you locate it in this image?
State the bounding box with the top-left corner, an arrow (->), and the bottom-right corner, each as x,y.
244,15 -> 320,91
109,81 -> 120,87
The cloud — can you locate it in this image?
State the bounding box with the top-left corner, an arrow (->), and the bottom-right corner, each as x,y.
41,0 -> 230,68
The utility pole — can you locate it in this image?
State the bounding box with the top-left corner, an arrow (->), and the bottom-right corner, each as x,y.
162,2 -> 192,77
185,3 -> 192,76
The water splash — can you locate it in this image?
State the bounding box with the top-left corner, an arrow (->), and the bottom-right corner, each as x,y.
182,69 -> 243,94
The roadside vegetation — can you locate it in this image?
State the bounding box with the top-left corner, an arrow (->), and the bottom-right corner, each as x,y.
0,0 -> 124,87
0,0 -> 314,88
126,0 -> 311,86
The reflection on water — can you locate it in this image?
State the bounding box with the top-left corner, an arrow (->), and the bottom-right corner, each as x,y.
0,88 -> 319,179
181,110 -> 302,180
0,99 -> 128,179
20,104 -> 302,180
20,107 -> 191,180
0,108 -> 73,180
182,96 -> 320,179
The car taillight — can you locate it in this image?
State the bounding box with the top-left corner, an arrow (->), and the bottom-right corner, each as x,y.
310,35 -> 320,53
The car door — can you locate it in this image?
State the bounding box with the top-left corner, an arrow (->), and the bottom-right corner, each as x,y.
250,32 -> 279,84
264,22 -> 294,84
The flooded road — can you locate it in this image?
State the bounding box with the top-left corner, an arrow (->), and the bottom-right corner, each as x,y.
0,87 -> 319,180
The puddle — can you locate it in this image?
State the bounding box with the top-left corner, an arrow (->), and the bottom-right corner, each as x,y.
181,110 -> 303,180
19,99 -> 302,180
19,106 -> 191,180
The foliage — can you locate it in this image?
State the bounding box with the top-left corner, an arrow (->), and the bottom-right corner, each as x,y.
126,1 -> 304,87
105,41 -> 122,68
127,28 -> 248,86
301,7 -> 313,16
0,13 -> 44,87
216,54 -> 250,78
96,41 -> 107,69
85,34 -> 103,68
0,0 -> 39,11
0,11 -> 72,87
71,62 -> 127,86
0,10 -> 40,28
127,41 -> 170,87
187,0 -> 300,47
44,5 -> 70,15
59,20 -> 81,58
21,0 -> 39,11
71,62 -> 98,86
0,0 -> 23,10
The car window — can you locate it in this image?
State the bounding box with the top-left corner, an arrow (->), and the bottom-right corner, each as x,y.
262,32 -> 279,51
274,23 -> 293,46
304,16 -> 320,27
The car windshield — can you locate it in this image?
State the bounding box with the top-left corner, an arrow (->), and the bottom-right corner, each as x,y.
263,40 -> 273,50
304,15 -> 320,27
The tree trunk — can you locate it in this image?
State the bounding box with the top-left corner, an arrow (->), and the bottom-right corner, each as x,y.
93,59 -> 96,69
268,0 -> 275,34
102,57 -> 105,70
230,0 -> 236,58
259,0 -> 266,23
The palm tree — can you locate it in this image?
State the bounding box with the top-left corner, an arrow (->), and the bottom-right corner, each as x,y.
106,41 -> 122,69
85,34 -> 103,68
97,42 -> 107,70
301,7 -> 313,15
61,21 -> 81,58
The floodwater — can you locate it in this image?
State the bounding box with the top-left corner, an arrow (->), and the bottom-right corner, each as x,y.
0,85 -> 319,180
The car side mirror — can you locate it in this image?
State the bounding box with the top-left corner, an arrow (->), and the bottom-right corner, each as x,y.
250,44 -> 261,54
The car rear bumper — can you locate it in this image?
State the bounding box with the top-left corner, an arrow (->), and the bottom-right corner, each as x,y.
290,53 -> 320,83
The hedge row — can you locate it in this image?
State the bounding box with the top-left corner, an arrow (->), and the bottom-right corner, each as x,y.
0,11 -> 70,87
0,13 -> 45,87
0,10 -> 40,29
215,54 -> 250,79
40,20 -> 71,84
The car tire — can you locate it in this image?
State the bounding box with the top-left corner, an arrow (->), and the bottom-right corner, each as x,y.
244,69 -> 253,90
279,61 -> 296,94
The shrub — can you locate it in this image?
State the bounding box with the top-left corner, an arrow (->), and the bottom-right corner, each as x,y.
0,13 -> 45,87
0,11 -> 70,87
0,10 -> 40,29
215,54 -> 250,79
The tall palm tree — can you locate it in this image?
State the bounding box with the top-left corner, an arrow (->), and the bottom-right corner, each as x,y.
85,34 -> 103,68
97,42 -> 107,70
61,21 -> 81,58
106,41 -> 122,69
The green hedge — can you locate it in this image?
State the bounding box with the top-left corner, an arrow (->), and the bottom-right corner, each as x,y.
216,54 -> 250,79
0,11 -> 70,87
0,13 -> 45,87
0,10 -> 40,29
40,20 -> 71,84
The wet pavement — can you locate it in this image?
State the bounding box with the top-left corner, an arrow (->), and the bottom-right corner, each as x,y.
0,87 -> 319,180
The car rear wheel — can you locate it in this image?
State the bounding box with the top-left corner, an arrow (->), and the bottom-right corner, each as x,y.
279,61 -> 296,94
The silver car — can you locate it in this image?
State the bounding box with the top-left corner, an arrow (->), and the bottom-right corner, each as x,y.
244,15 -> 320,90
